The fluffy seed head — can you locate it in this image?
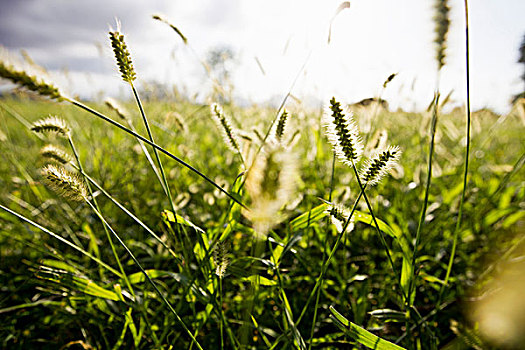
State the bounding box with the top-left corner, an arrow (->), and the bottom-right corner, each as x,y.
40,144 -> 72,164
0,47 -> 65,100
213,241 -> 230,279
31,116 -> 70,137
104,97 -> 128,120
275,109 -> 289,141
434,0 -> 450,70
326,202 -> 355,233
360,145 -> 401,186
323,97 -> 363,165
42,164 -> 87,201
211,103 -> 240,153
244,143 -> 297,238
109,23 -> 136,83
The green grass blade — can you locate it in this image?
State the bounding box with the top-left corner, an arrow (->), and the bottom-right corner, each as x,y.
329,306 -> 406,350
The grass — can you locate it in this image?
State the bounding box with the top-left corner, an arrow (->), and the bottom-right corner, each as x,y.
0,93 -> 523,349
0,4 -> 524,348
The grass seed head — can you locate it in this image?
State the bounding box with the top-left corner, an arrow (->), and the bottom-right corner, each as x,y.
42,164 -> 87,201
211,103 -> 240,153
40,144 -> 72,164
213,241 -> 230,279
434,0 -> 450,70
323,97 -> 363,165
0,46 -> 65,100
165,111 -> 187,132
326,202 -> 355,233
275,109 -> 289,141
244,143 -> 297,238
360,145 -> 401,186
31,116 -> 70,137
109,23 -> 136,83
104,97 -> 128,120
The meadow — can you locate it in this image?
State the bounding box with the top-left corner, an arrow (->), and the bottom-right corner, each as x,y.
1,2 -> 525,349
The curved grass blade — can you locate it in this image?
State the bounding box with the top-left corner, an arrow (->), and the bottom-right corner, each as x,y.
329,306 -> 406,350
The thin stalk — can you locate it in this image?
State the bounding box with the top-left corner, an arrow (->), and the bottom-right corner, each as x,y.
406,89 -> 441,342
0,102 -> 44,140
125,117 -> 166,194
268,241 -> 307,349
438,0 -> 471,303
219,275 -> 224,350
69,136 -> 161,343
67,136 -> 135,297
351,161 -> 405,301
295,189 -> 364,326
85,201 -> 204,350
174,172 -> 245,312
130,84 -> 176,216
0,203 -> 121,277
69,163 -> 180,261
129,83 -> 189,264
65,97 -> 246,209
307,153 -> 336,350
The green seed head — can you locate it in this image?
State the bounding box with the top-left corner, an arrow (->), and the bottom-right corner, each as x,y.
40,144 -> 72,164
109,23 -> 136,83
0,47 -> 65,100
323,97 -> 363,166
31,116 -> 70,137
42,164 -> 87,201
360,145 -> 401,186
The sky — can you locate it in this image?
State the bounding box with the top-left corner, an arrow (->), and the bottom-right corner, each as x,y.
0,0 -> 524,113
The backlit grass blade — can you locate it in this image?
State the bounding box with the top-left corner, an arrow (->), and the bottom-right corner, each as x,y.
329,306 -> 406,350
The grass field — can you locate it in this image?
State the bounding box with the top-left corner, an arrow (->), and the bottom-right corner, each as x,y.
0,91 -> 523,349
1,1 -> 525,348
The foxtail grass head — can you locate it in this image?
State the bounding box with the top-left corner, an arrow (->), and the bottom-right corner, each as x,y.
42,164 -> 87,201
109,22 -> 136,83
326,202 -> 355,233
40,144 -> 72,164
244,143 -> 297,239
0,47 -> 65,100
360,145 -> 401,186
323,97 -> 363,166
213,241 -> 230,279
274,109 -> 289,141
31,116 -> 70,138
434,0 -> 450,70
211,103 -> 241,153
104,97 -> 128,120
